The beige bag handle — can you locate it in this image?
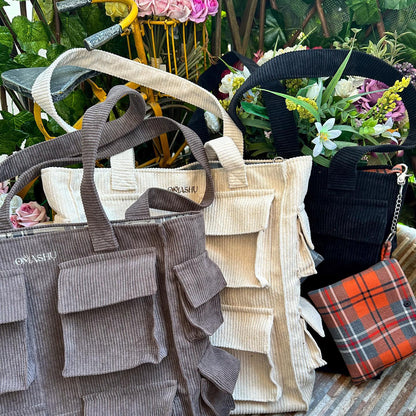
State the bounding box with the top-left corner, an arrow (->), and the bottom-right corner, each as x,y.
32,48 -> 248,188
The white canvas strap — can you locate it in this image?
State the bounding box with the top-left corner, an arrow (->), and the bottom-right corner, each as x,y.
32,48 -> 247,189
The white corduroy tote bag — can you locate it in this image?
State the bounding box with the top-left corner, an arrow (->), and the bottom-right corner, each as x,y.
33,48 -> 326,413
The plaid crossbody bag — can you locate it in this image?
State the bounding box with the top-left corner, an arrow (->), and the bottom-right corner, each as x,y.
308,164 -> 416,384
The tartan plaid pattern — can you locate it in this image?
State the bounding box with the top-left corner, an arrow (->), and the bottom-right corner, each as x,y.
308,259 -> 416,384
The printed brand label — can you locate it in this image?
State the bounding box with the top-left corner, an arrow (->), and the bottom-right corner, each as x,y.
15,251 -> 57,265
167,186 -> 199,194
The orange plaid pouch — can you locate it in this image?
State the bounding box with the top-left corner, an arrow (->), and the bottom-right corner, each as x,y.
308,258 -> 416,384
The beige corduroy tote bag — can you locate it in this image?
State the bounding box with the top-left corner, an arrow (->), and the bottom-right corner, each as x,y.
31,48 -> 326,413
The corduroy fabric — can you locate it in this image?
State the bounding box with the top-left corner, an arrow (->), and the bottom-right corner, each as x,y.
227,48 -> 416,374
0,86 -> 239,415
24,49 -> 326,413
126,155 -> 327,414
308,259 -> 416,384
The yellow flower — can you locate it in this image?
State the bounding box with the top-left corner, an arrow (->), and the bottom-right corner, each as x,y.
285,96 -> 318,123
219,99 -> 230,111
232,76 -> 246,91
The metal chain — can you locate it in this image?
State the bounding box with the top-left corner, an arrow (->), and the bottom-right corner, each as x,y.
386,164 -> 409,243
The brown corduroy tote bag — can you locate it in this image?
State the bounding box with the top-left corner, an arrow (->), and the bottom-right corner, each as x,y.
0,86 -> 239,416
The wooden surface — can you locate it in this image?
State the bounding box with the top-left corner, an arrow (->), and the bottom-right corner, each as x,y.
240,355 -> 416,415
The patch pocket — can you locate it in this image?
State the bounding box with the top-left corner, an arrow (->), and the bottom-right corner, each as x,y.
297,204 -> 317,279
58,248 -> 166,377
173,251 -> 226,342
0,269 -> 35,394
299,297 -> 326,371
210,305 -> 281,403
82,381 -> 177,415
198,345 -> 239,416
204,190 -> 274,288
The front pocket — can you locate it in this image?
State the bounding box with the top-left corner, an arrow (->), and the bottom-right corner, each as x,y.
210,305 -> 281,403
299,297 -> 326,371
297,204 -> 317,279
204,189 -> 275,288
58,248 -> 167,377
173,251 -> 226,342
82,380 -> 177,415
0,269 -> 35,394
198,345 -> 239,416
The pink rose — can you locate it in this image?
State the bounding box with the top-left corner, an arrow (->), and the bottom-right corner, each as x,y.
136,0 -> 154,17
167,0 -> 192,22
15,202 -> 49,228
206,0 -> 218,15
153,0 -> 170,16
10,214 -> 20,229
0,181 -> 9,194
189,0 -> 208,23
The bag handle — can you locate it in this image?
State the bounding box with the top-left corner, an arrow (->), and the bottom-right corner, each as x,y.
0,86 -> 214,251
228,49 -> 416,191
31,48 -> 244,155
189,50 -> 294,156
0,85 -> 146,182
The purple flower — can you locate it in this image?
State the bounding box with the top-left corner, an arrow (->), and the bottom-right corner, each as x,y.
355,79 -> 406,122
206,0 -> 218,15
189,0 -> 208,23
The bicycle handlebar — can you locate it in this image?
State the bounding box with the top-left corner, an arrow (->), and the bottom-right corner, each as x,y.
84,24 -> 123,50
57,0 -> 92,13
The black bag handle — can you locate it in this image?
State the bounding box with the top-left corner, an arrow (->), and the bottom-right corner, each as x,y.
188,51 -> 291,154
228,49 -> 416,191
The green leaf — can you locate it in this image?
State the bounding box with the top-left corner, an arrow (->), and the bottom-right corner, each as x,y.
0,0 -> 9,6
0,45 -> 23,84
346,0 -> 380,25
333,140 -> 359,148
240,101 -> 269,119
246,141 -> 275,156
380,0 -> 416,10
261,88 -> 321,122
0,26 -> 14,55
264,9 -> 286,51
24,136 -> 46,148
11,16 -> 49,54
0,110 -> 34,130
54,89 -> 88,126
37,0 -> 54,25
322,48 -> 353,105
334,124 -> 359,134
78,3 -> 111,37
241,118 -> 271,130
46,43 -> 67,63
301,144 -> 330,167
59,14 -> 88,48
14,52 -> 49,68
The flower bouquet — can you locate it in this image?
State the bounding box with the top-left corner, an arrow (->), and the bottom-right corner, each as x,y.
213,46 -> 413,168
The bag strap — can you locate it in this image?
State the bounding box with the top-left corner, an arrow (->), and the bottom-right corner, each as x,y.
0,86 -> 214,252
188,51 -> 258,144
31,48 -> 244,155
0,85 -> 145,182
228,49 -> 416,191
189,50 -> 296,156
